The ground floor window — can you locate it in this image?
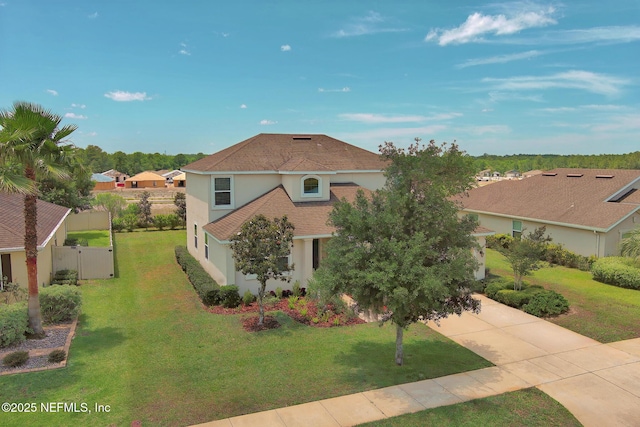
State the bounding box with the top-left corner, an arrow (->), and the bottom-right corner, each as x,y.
512,220 -> 522,239
204,233 -> 209,260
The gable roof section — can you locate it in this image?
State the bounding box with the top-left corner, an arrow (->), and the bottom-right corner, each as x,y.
0,193 -> 71,251
460,168 -> 640,231
183,133 -> 385,173
126,171 -> 166,181
204,183 -> 371,241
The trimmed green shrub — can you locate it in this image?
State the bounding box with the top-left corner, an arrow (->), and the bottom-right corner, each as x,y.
64,237 -> 88,246
524,290 -> 569,317
111,217 -> 125,232
0,302 -> 29,348
2,350 -> 29,367
484,277 -> 514,299
486,234 -> 514,250
275,287 -> 283,299
166,214 -> 181,230
219,285 -> 241,308
542,243 -> 593,271
242,290 -> 256,306
48,349 -> 66,363
39,285 -> 82,324
174,246 -> 221,305
591,257 -> 640,290
153,214 -> 171,231
51,269 -> 78,286
494,289 -> 533,308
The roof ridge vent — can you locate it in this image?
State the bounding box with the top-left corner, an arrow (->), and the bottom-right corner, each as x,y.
567,173 -> 583,177
292,136 -> 312,140
542,172 -> 557,176
596,174 -> 614,179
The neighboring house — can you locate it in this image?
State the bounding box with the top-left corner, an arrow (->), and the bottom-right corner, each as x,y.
173,172 -> 186,187
183,133 -> 489,294
0,193 -> 70,288
124,171 -> 166,188
91,173 -> 116,190
460,168 -> 640,257
476,169 -> 491,182
161,169 -> 183,184
102,169 -> 129,184
504,170 -> 521,180
522,169 -> 544,178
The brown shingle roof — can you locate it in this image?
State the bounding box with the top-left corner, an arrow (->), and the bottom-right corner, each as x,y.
460,168 -> 640,231
0,193 -> 71,250
183,134 -> 386,173
204,183 -> 371,241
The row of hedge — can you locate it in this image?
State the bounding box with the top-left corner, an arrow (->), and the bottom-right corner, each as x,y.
484,278 -> 569,317
175,246 -> 221,305
486,234 -> 595,271
0,285 -> 82,348
591,257 -> 640,290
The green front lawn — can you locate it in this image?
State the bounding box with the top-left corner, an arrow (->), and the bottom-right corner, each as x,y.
358,388 -> 581,427
66,230 -> 111,247
0,231 -> 491,427
486,248 -> 640,342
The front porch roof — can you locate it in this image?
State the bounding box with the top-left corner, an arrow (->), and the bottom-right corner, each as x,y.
204,183 -> 371,241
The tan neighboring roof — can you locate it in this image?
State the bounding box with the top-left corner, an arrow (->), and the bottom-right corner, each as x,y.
0,193 -> 71,251
523,169 -> 544,177
460,168 -> 640,231
183,133 -> 386,173
173,172 -> 186,181
102,169 -> 128,177
204,183 -> 371,241
126,171 -> 166,181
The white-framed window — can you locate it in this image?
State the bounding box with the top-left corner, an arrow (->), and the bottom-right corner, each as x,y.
204,233 -> 209,260
194,223 -> 198,248
512,220 -> 522,239
213,176 -> 234,208
301,175 -> 321,198
245,254 -> 292,280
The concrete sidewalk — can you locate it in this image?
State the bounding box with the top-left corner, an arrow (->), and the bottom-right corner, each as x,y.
193,295 -> 640,427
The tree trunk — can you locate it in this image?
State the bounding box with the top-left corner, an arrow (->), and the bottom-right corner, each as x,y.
395,324 -> 404,366
257,282 -> 266,326
24,180 -> 44,336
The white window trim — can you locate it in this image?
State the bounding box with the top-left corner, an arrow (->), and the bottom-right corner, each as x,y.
245,254 -> 293,280
212,176 -> 235,209
301,175 -> 322,198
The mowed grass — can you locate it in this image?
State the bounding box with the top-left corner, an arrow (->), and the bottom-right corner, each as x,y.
66,230 -> 111,247
486,248 -> 640,342
0,230 -> 491,427
357,388 -> 581,427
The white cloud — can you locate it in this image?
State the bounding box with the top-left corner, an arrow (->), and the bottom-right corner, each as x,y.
483,70 -> 628,96
88,12 -> 98,19
457,50 -> 542,68
86,131 -> 97,137
179,42 -> 191,56
590,114 -> 640,133
332,11 -> 407,38
339,112 -> 462,123
64,113 -> 87,120
318,87 -> 351,93
104,91 -> 151,102
46,89 -> 58,96
260,119 -> 277,125
337,125 -> 449,147
426,7 -> 556,45
240,104 -> 247,109
280,44 -> 291,52
546,26 -> 640,45
71,103 -> 86,109
463,125 -> 510,135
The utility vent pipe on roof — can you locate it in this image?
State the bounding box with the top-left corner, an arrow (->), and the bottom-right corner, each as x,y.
567,173 -> 584,177
596,174 -> 614,179
292,136 -> 312,140
542,173 -> 557,176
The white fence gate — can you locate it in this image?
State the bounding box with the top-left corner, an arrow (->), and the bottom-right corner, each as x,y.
53,246 -> 115,280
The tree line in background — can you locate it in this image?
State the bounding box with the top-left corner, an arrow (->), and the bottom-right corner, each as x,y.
473,151 -> 640,174
76,144 -> 207,176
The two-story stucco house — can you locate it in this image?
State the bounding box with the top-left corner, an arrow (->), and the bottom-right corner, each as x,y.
182,134 -> 387,294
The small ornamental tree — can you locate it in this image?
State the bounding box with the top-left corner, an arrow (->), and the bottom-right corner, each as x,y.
317,139 -> 481,366
92,193 -> 127,220
138,191 -> 153,229
174,192 -> 187,224
230,214 -> 295,326
502,226 -> 552,290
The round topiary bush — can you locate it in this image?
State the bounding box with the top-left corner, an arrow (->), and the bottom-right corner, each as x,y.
48,349 -> 66,363
2,350 -> 29,367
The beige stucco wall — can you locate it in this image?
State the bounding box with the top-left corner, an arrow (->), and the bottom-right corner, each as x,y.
471,212 -> 640,257
67,211 -> 110,231
330,172 -> 386,190
281,174 -> 331,202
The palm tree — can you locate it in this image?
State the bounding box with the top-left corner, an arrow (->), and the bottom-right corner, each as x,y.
621,228 -> 640,260
0,102 -> 77,335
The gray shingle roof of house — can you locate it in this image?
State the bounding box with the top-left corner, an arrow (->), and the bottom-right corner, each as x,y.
0,193 -> 71,250
183,134 -> 386,173
460,168 -> 640,231
204,183 -> 371,240
91,173 -> 115,183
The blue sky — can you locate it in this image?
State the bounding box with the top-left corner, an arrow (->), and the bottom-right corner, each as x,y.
1,1 -> 638,156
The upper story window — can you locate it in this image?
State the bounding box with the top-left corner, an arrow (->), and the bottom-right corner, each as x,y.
301,175 -> 321,198
213,176 -> 234,208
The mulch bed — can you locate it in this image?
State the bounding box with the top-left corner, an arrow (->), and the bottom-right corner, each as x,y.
208,298 -> 366,331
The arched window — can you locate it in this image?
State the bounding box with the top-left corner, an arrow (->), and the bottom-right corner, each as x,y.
303,177 -> 319,194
